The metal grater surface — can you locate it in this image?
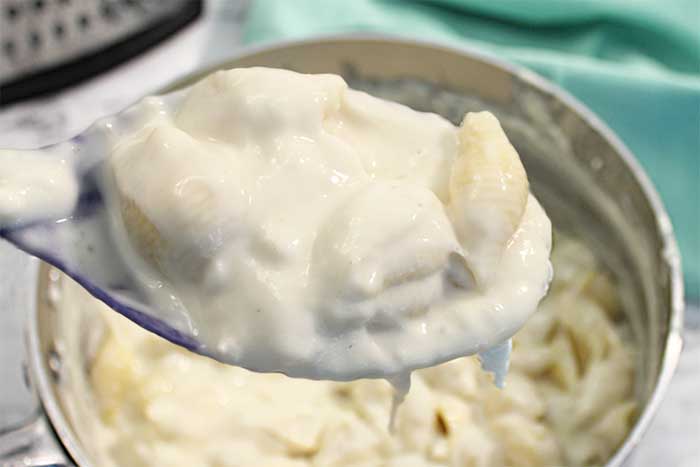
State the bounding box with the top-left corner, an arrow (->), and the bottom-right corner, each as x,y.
0,0 -> 202,104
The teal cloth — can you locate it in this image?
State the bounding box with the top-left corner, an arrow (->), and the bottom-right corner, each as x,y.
243,0 -> 700,299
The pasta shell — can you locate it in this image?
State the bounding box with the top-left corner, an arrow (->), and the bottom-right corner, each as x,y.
118,194 -> 165,268
448,112 -> 529,287
110,126 -> 231,280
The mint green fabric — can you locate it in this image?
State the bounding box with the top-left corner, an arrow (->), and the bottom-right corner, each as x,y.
243,0 -> 700,299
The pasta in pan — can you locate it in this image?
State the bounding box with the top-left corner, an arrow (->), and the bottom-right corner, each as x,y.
57,234 -> 635,467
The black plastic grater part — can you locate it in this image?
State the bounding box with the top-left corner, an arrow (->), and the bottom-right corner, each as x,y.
0,0 -> 203,106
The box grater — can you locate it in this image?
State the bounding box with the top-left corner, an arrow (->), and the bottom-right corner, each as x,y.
0,0 -> 202,105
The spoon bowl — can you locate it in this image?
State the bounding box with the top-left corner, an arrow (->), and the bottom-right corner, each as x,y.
0,105 -> 205,356
1,69 -> 549,382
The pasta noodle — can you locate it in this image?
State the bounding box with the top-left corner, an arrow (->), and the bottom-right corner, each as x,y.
62,233 -> 635,467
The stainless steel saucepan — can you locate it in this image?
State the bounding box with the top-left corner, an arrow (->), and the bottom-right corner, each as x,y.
0,37 -> 684,467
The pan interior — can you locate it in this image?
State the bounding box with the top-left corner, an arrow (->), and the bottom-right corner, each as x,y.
32,39 -> 677,467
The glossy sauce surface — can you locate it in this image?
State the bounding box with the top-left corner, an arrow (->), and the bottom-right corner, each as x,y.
103,68 -> 552,380
0,149 -> 78,226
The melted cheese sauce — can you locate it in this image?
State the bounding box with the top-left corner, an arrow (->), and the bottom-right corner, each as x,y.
102,67 -> 552,381
0,149 -> 77,226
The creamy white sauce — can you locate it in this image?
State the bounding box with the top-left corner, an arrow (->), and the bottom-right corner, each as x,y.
0,148 -> 78,226
0,68 -> 552,394
103,68 -> 552,384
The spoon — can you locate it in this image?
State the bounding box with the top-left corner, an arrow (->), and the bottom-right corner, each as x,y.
0,146 -> 203,354
0,81 -> 550,385
0,100 -> 204,357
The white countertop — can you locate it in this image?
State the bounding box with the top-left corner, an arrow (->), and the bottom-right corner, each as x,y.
1,1 -> 698,465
